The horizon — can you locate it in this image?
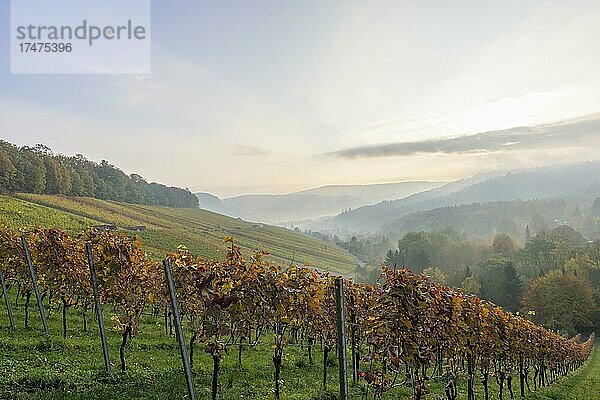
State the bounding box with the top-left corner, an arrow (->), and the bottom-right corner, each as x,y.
2,1 -> 600,197
3,136 -> 599,199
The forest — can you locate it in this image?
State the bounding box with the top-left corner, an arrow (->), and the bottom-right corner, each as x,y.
0,140 -> 198,208
304,220 -> 600,336
377,225 -> 600,335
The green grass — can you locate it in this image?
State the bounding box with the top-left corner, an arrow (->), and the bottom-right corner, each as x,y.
0,289 -> 597,400
527,343 -> 600,400
0,194 -> 357,275
0,289 -> 365,400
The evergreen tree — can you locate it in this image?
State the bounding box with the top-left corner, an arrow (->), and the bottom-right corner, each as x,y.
502,260 -> 521,311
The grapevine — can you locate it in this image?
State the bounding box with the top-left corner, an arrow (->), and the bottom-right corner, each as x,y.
0,225 -> 594,399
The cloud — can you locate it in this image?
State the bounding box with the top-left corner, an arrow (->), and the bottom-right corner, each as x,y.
328,113 -> 600,159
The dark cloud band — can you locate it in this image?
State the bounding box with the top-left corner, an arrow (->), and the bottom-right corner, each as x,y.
329,114 -> 600,159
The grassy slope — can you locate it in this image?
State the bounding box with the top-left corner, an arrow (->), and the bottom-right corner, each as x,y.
529,343 -> 600,400
0,194 -> 357,275
0,289 -> 597,400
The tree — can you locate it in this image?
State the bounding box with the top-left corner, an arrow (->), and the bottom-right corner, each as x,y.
529,213 -> 547,234
522,271 -> 597,334
398,232 -> 431,273
492,233 -> 516,257
518,233 -> 554,279
461,275 -> 480,296
502,260 -> 522,311
20,148 -> 46,193
384,249 -> 401,269
479,257 -> 521,311
551,239 -> 572,270
65,154 -> 96,197
43,157 -> 71,194
0,147 -> 19,191
564,255 -> 592,280
548,225 -> 586,247
422,266 -> 447,285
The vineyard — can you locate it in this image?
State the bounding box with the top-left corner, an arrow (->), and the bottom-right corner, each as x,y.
0,226 -> 595,400
0,194 -> 358,274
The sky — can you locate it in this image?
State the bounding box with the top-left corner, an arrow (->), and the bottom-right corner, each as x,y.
1,0 -> 600,197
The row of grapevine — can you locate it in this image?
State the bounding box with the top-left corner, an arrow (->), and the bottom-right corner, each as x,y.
0,226 -> 594,400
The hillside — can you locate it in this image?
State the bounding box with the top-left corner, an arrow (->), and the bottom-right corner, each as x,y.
196,181 -> 442,223
381,198 -> 600,241
318,161 -> 600,234
0,194 -> 358,274
0,140 -> 198,208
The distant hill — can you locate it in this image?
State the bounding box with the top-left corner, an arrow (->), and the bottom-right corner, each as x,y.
196,181 -> 442,223
315,161 -> 600,234
196,192 -> 223,210
294,181 -> 444,204
0,193 -> 358,274
220,193 -> 365,222
306,174 -> 495,233
381,198 -> 600,241
0,140 -> 198,208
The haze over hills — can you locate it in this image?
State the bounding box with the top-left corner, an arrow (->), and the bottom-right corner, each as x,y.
381,197 -> 600,242
307,161 -> 600,236
196,181 -> 443,223
293,181 -> 445,204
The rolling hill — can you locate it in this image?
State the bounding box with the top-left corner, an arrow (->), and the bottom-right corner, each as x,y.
293,181 -> 445,204
315,161 -> 600,235
196,181 -> 443,223
0,194 -> 358,275
380,198 -> 600,241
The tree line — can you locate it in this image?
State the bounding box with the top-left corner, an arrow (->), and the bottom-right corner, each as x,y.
0,140 -> 198,208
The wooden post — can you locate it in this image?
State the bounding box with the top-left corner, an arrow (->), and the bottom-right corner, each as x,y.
163,259 -> 196,400
86,243 -> 111,372
350,309 -> 358,385
21,236 -> 49,337
0,267 -> 15,329
335,277 -> 349,400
